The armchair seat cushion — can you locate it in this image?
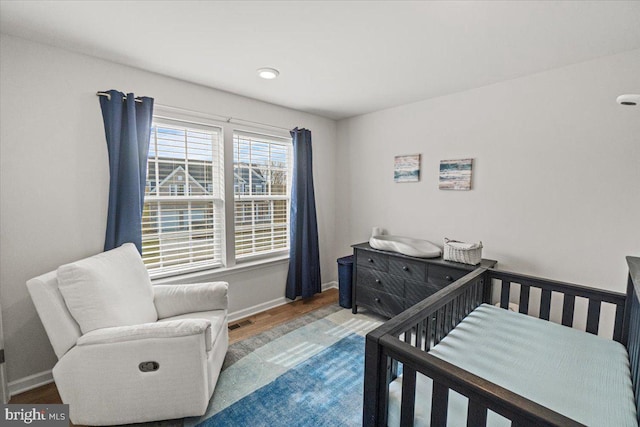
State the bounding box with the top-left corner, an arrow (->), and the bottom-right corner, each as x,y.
57,243 -> 158,334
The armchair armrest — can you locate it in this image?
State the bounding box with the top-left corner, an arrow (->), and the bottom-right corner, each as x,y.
153,282 -> 228,319
77,319 -> 212,351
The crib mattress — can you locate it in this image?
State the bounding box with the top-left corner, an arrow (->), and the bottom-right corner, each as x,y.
388,303 -> 637,427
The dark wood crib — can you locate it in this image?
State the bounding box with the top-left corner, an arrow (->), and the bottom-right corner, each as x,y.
363,256 -> 640,426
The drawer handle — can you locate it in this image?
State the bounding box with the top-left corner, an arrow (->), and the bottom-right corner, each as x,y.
374,297 -> 381,303
375,279 -> 381,284
446,275 -> 453,281
368,258 -> 374,263
402,266 -> 409,271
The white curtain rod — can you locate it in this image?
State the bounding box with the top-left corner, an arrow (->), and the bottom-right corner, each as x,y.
96,92 -> 293,133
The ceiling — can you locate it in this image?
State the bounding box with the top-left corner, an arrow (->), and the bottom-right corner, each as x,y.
1,1 -> 639,120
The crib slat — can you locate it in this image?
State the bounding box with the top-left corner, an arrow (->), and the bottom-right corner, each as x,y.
461,287 -> 467,313
540,289 -> 552,320
450,301 -> 456,331
562,294 -> 575,327
460,295 -> 469,321
632,298 -> 640,424
452,297 -> 459,324
586,299 -> 601,335
632,298 -> 640,418
449,297 -> 456,327
435,308 -> 444,345
500,280 -> 510,309
519,284 -> 530,314
481,278 -> 490,304
474,282 -> 479,307
390,358 -> 399,382
442,304 -> 449,338
631,301 -> 640,396
466,400 -> 488,427
443,304 -> 450,337
430,381 -> 449,427
425,315 -> 433,350
416,321 -> 424,350
613,302 -> 624,342
400,365 -> 417,426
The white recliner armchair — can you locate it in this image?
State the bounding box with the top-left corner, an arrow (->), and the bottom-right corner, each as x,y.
26,243 -> 228,425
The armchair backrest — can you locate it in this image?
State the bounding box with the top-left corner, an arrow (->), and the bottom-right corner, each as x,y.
27,243 -> 159,358
26,270 -> 82,359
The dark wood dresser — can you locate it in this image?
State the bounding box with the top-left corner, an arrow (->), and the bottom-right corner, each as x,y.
352,242 -> 497,317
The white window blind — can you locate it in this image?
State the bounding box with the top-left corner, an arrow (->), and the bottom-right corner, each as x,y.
233,131 -> 292,259
142,118 -> 224,277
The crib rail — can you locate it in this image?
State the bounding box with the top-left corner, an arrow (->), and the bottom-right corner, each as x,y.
363,263 -> 635,427
364,267 -> 489,426
625,256 -> 640,424
490,269 -> 627,342
379,337 -> 583,427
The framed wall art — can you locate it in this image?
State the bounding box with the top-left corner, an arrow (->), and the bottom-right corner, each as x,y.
394,154 -> 421,183
439,158 -> 473,190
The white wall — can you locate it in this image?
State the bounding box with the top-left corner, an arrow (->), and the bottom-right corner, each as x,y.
0,35 -> 338,386
336,49 -> 640,293
2,31 -> 638,392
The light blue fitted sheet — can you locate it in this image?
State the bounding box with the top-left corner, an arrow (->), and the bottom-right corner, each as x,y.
388,303 -> 637,427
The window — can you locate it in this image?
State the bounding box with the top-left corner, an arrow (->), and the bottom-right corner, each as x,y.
142,118 -> 224,277
233,131 -> 292,259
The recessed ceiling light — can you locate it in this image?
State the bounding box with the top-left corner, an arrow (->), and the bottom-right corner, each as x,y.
257,68 -> 280,80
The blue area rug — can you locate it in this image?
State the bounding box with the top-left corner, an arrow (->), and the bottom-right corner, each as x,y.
198,334 -> 365,427
181,306 -> 385,427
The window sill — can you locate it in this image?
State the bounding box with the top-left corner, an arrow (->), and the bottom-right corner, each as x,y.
151,254 -> 290,286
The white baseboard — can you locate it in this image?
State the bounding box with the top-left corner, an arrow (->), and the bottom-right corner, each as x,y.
228,281 -> 338,323
8,369 -> 53,398
322,280 -> 338,291
228,296 -> 288,323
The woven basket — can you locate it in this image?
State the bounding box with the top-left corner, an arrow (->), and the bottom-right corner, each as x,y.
443,238 -> 483,265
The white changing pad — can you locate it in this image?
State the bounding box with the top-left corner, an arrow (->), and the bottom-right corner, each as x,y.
388,303 -> 637,427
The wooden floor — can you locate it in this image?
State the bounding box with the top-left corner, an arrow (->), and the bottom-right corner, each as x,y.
9,288 -> 339,409
227,287 -> 338,344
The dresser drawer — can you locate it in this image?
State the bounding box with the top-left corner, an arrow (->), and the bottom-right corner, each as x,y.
356,287 -> 405,318
389,258 -> 427,282
356,250 -> 388,272
404,281 -> 443,308
351,242 -> 497,317
429,265 -> 468,287
357,269 -> 403,297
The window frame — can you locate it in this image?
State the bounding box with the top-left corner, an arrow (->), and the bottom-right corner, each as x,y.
140,107 -> 294,280
142,116 -> 225,279
232,130 -> 293,263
